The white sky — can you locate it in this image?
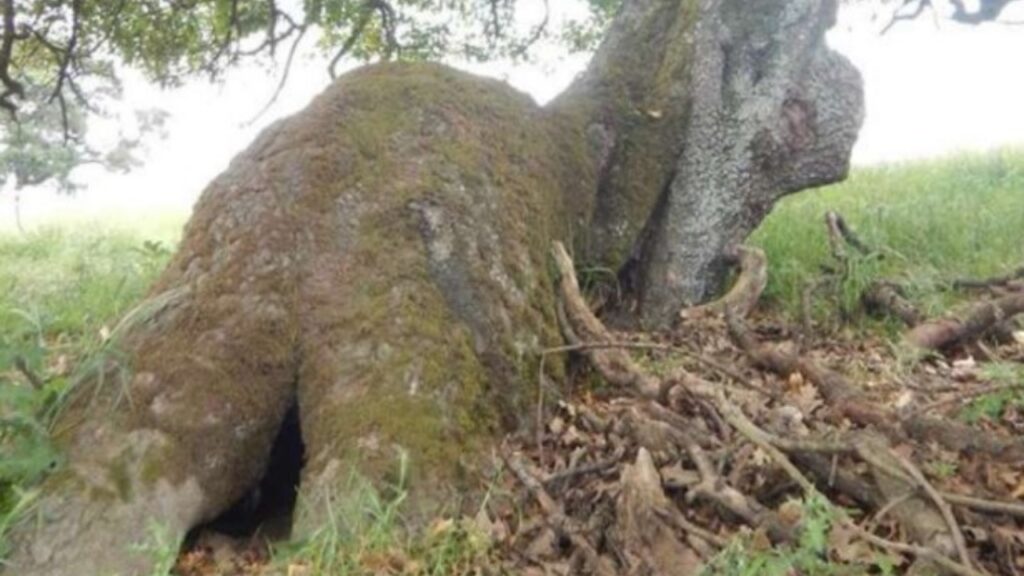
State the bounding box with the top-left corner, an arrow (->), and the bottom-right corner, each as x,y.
2,1 -> 1024,232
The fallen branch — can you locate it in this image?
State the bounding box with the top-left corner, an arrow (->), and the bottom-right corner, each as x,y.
912,380 -> 1024,417
894,451 -> 972,570
826,211 -> 873,261
862,281 -> 923,328
726,311 -> 891,429
542,339 -> 773,400
727,311 -> 1024,461
697,371 -> 962,569
953,266 -> 1024,291
849,435 -> 963,571
685,443 -> 794,544
680,374 -> 818,493
906,292 -> 1024,350
504,450 -> 604,568
846,522 -> 987,576
686,372 -> 967,571
543,450 -> 622,489
941,492 -> 1024,518
654,506 -> 728,549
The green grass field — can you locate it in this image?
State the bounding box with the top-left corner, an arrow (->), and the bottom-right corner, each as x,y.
3,147 -> 1021,367
1,147 -> 1022,572
753,146 -> 1024,321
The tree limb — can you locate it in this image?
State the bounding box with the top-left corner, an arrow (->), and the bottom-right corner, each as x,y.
0,0 -> 24,114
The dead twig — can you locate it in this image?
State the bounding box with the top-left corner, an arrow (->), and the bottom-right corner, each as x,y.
942,492 -> 1024,518
894,451 -> 973,571
686,441 -> 796,545
542,340 -> 772,399
504,450 -> 603,565
543,450 -> 622,489
847,521 -> 987,576
654,506 -> 728,549
681,374 -> 818,493
912,380 -> 1024,417
13,356 -> 44,390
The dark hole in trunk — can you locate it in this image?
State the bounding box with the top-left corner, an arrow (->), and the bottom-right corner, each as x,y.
185,400 -> 305,543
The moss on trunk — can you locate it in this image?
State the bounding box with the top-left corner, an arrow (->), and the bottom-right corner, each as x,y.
4,1 -> 863,572
4,62 -> 598,576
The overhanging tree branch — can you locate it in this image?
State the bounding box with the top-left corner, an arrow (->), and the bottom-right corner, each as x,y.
247,22 -> 308,123
949,0 -> 1018,22
882,0 -> 1021,32
0,0 -> 24,115
881,0 -> 933,33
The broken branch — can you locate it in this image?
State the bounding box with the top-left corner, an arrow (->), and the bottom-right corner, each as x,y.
906,292 -> 1024,351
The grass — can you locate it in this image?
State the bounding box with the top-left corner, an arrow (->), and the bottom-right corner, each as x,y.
752,146 -> 1024,322
0,225 -> 176,342
0,148 -> 1022,571
0,222 -> 177,557
274,453 -> 494,575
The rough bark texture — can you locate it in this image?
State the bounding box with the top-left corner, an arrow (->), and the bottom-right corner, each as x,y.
634,0 -> 863,325
4,1 -> 863,574
5,63 -> 595,576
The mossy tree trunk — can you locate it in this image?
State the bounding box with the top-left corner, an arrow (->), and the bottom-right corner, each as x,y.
5,1 -> 861,574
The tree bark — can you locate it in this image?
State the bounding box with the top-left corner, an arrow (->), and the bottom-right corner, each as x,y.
4,2 -> 863,574
632,0 -> 863,326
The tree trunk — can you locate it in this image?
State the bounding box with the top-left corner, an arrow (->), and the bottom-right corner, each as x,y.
4,2 -> 862,574
628,0 -> 863,325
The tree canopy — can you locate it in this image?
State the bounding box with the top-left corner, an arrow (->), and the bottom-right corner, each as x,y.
0,0 -> 621,191
0,0 -> 1017,192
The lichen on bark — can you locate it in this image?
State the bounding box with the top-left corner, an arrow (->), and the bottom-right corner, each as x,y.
633,0 -> 863,326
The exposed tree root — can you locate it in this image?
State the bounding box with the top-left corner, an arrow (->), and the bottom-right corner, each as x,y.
678,245 -> 768,321
481,242 -> 1024,576
552,242 -> 660,399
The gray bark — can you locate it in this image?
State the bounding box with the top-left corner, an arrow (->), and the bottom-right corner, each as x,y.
634,0 -> 863,326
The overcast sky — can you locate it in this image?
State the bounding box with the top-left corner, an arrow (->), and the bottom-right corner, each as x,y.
2,2 -> 1023,231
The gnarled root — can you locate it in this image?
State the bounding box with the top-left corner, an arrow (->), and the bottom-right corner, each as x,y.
678,245 -> 768,321
533,242 -> 1004,576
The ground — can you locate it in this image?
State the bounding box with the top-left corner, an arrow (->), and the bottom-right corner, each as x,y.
1,148 -> 1023,574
